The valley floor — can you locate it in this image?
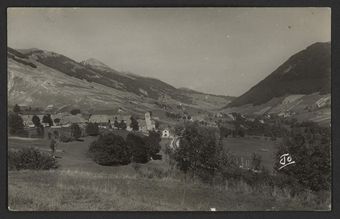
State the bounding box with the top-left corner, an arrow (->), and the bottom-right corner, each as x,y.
8,136 -> 330,211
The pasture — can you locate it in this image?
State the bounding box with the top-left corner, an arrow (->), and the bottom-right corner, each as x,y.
7,134 -> 328,211
222,136 -> 280,172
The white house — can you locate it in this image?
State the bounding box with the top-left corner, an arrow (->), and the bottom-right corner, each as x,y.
162,129 -> 171,138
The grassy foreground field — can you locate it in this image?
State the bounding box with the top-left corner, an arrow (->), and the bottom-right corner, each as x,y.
8,136 -> 330,211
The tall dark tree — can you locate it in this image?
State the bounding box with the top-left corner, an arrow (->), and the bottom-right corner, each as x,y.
114,118 -> 120,129
155,120 -> 160,130
13,104 -> 21,114
145,130 -> 161,159
8,113 -> 25,135
130,116 -> 139,131
119,120 -> 127,130
32,115 -> 41,127
70,123 -> 82,139
42,114 -> 53,126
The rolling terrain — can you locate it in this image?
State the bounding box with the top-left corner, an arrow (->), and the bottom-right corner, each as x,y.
8,47 -> 234,115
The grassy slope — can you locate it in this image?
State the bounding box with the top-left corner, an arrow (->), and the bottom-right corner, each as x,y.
8,136 -> 329,211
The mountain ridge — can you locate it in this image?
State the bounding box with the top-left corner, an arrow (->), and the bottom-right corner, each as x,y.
226,42 -> 331,108
8,47 -> 234,113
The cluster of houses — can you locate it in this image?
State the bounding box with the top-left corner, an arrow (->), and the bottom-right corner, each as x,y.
20,111 -> 173,138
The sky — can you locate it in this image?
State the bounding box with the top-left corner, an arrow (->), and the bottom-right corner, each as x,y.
8,8 -> 331,96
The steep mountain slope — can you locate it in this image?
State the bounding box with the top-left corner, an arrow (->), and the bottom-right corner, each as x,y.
8,48 -> 150,113
227,42 -> 331,107
8,47 -> 233,114
19,49 -> 191,103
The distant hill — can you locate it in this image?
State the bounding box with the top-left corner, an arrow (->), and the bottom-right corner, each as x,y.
227,42 -> 331,108
8,47 -> 233,114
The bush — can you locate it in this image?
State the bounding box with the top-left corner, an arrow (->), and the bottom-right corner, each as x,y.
70,123 -> 81,139
8,113 -> 25,136
54,118 -> 61,125
126,133 -> 149,163
251,153 -> 262,171
145,130 -> 162,159
89,133 -> 131,165
130,116 -> 139,131
8,148 -> 58,170
13,104 -> 21,113
70,109 -> 81,115
275,123 -> 331,192
119,120 -> 127,130
59,134 -> 72,143
85,123 -> 99,136
36,124 -> 45,138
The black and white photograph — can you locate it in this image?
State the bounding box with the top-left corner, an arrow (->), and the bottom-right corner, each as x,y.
7,7 -> 331,211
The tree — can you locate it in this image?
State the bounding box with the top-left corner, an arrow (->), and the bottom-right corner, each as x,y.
155,120 -> 160,130
88,133 -> 131,165
8,113 -> 25,135
275,122 -> 331,192
238,128 -> 245,137
42,114 -> 53,126
53,118 -> 61,125
113,117 -> 119,129
70,123 -> 82,139
32,115 -> 41,127
70,109 -> 81,115
251,153 -> 262,171
173,122 -> 221,181
126,133 -> 149,163
119,120 -> 127,130
36,124 -> 45,138
145,130 -> 161,159
13,104 -> 21,114
85,123 -> 99,136
130,116 -> 139,131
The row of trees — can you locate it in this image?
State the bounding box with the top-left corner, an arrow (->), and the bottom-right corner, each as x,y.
88,131 -> 162,165
169,121 -> 331,192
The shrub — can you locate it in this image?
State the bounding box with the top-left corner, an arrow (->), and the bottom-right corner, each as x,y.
36,124 -> 45,138
126,133 -> 149,163
89,133 -> 131,165
70,123 -> 81,139
130,116 -> 139,131
119,120 -> 127,130
275,123 -> 331,192
250,153 -> 262,171
8,148 -> 58,170
13,104 -> 21,113
113,119 -> 119,129
145,130 -> 162,159
8,113 -> 25,136
85,123 -> 99,136
59,134 -> 72,143
54,118 -> 61,125
70,109 -> 81,115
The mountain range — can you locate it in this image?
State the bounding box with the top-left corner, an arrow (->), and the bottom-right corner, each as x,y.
7,47 -> 234,114
7,41 -> 331,125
